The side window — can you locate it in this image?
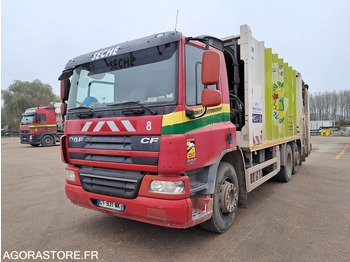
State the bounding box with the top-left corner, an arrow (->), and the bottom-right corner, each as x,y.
36,114 -> 46,123
185,44 -> 216,106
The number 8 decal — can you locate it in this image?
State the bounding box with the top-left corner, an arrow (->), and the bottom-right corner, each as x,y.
146,121 -> 152,131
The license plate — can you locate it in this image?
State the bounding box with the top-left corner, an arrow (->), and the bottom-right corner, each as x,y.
97,200 -> 125,212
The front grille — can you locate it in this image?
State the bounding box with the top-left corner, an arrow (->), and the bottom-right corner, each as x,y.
68,135 -> 160,168
20,130 -> 30,134
68,135 -> 160,151
79,166 -> 144,198
69,153 -> 158,166
70,136 -> 133,150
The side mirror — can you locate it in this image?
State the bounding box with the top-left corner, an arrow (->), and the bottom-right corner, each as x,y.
202,88 -> 222,107
60,79 -> 71,101
202,50 -> 220,85
61,102 -> 67,116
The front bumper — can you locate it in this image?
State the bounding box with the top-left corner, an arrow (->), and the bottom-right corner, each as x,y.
65,183 -> 212,229
20,134 -> 39,145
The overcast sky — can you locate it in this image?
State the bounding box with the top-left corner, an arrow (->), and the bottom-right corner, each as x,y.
2,0 -> 350,96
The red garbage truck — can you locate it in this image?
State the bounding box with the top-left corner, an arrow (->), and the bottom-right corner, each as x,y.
59,25 -> 311,232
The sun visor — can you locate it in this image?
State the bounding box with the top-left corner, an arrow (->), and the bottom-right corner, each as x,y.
62,31 -> 182,70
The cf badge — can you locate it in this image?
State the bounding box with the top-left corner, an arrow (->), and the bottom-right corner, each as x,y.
140,137 -> 159,144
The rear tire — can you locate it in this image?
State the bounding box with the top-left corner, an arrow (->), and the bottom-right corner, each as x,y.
41,135 -> 54,147
200,162 -> 239,233
276,144 -> 292,182
292,142 -> 300,174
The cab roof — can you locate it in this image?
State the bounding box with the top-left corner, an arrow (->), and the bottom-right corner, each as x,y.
62,31 -> 182,71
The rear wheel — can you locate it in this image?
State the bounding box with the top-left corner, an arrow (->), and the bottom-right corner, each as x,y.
292,142 -> 300,174
41,135 -> 54,147
200,162 -> 239,233
276,144 -> 293,182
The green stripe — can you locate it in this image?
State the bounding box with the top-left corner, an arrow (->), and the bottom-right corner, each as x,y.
265,48 -> 273,141
30,125 -> 57,129
284,63 -> 289,137
272,54 -> 279,140
161,112 -> 230,135
292,69 -> 297,136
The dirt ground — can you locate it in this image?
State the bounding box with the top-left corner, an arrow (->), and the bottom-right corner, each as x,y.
1,136 -> 350,261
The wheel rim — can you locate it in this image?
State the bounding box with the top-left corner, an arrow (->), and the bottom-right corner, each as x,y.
286,152 -> 292,175
219,179 -> 237,214
294,147 -> 300,166
43,136 -> 52,146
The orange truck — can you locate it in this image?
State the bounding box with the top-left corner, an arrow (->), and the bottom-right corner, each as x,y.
58,25 -> 311,232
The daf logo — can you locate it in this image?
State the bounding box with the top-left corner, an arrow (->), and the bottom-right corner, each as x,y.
69,136 -> 84,143
140,137 -> 159,144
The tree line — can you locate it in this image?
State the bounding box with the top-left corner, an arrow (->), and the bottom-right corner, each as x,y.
2,80 -> 60,130
1,80 -> 349,130
309,90 -> 350,121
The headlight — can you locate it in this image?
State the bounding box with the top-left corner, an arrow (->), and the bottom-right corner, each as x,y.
66,170 -> 75,181
150,181 -> 185,194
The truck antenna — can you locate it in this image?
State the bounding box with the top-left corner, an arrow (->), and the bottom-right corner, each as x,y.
175,10 -> 179,31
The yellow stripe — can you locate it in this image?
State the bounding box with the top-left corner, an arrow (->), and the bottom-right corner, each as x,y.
249,136 -> 302,151
335,144 -> 349,160
162,104 -> 230,127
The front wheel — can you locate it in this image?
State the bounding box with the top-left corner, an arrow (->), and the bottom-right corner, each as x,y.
200,162 -> 239,233
41,135 -> 54,147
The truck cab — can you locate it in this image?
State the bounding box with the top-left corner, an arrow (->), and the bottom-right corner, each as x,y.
59,32 -> 234,229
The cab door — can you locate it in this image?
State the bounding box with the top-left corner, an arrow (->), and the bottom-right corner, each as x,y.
183,44 -> 231,170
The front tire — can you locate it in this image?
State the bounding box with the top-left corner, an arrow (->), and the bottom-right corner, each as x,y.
41,135 -> 54,147
200,162 -> 239,233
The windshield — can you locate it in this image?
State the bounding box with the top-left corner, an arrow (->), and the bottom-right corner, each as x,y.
21,109 -> 36,125
21,116 -> 34,125
67,42 -> 178,110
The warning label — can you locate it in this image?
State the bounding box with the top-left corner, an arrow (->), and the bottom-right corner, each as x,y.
186,139 -> 196,159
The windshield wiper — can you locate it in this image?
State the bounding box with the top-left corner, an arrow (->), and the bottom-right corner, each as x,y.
68,106 -> 100,118
107,101 -> 157,115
